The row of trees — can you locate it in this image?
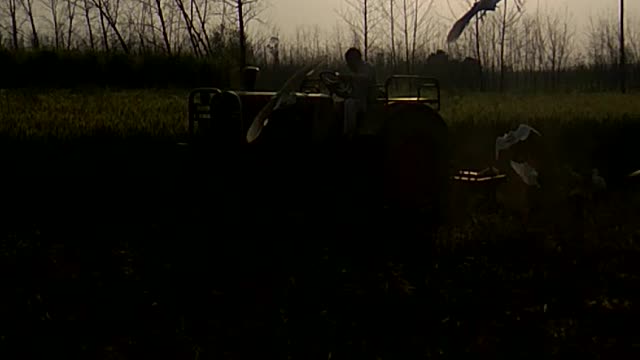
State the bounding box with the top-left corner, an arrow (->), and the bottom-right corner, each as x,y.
0,0 -> 638,91
0,0 -> 266,64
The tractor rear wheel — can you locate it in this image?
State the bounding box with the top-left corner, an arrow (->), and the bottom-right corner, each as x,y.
382,103 -> 450,215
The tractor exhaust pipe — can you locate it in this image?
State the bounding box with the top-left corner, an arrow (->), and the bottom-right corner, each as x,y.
243,66 -> 260,91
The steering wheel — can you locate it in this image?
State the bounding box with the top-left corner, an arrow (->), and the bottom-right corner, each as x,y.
319,71 -> 353,98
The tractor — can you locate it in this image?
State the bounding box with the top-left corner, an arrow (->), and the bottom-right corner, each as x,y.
185,65 -> 505,226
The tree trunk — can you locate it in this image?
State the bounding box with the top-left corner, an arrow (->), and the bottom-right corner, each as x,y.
22,0 -> 40,49
410,0 -> 419,68
95,2 -> 129,54
174,0 -> 201,56
620,0 -> 626,93
390,0 -> 396,68
237,0 -> 247,67
402,0 -> 409,73
83,0 -> 95,50
193,0 -> 211,55
66,0 -> 76,50
500,0 -> 508,92
49,0 -> 61,49
363,0 -> 368,61
155,0 -> 172,55
475,13 -> 483,91
99,7 -> 110,52
9,0 -> 19,50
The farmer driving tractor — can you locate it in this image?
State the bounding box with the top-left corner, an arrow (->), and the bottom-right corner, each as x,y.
341,47 -> 378,140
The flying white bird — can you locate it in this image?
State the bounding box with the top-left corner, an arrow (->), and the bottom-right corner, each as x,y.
495,124 -> 541,161
447,0 -> 502,43
494,124 -> 542,188
510,160 -> 540,188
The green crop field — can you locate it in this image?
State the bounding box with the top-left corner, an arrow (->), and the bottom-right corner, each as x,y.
2,88 -> 640,140
3,89 -> 640,173
2,89 -> 640,359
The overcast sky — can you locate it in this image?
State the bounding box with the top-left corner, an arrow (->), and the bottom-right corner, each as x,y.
262,0 -> 639,37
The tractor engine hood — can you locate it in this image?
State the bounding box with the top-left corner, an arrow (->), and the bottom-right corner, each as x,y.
233,91 -> 336,146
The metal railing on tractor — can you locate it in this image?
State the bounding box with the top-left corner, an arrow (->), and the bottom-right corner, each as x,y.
188,88 -> 244,144
452,169 -> 507,183
382,75 -> 441,111
188,87 -> 221,138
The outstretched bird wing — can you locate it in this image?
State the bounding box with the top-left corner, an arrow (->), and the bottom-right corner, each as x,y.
447,3 -> 480,43
447,0 -> 502,43
476,0 -> 502,11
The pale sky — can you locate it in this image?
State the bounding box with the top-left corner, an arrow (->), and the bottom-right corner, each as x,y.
262,0 -> 640,37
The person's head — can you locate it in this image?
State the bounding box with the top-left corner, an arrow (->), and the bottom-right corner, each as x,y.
345,48 -> 363,71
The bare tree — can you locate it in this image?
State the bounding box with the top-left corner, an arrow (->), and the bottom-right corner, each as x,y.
542,7 -> 575,87
65,0 -> 78,49
80,0 -> 96,50
400,0 -> 410,71
127,0 -> 153,53
220,0 -> 227,40
626,16 -> 639,64
460,0 -> 487,88
20,0 -> 39,49
143,0 -> 172,55
235,0 -> 247,66
380,0 -> 397,67
587,14 -> 618,67
91,0 -> 129,53
495,0 -> 525,91
330,21 -> 346,61
337,0 -> 381,61
312,25 -> 322,60
194,0 -> 213,54
3,0 -> 21,50
619,0 -> 625,93
174,0 -> 221,56
223,0 -> 265,67
174,0 -> 204,56
92,0 -> 110,52
42,0 -> 63,49
410,0 -> 436,70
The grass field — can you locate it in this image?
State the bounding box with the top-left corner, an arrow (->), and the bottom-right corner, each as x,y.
3,89 -> 640,136
3,89 -> 640,177
2,89 -> 640,359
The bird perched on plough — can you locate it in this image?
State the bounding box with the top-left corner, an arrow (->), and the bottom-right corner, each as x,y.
447,0 -> 524,43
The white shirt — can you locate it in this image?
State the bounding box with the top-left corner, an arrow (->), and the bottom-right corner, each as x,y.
349,62 -> 377,108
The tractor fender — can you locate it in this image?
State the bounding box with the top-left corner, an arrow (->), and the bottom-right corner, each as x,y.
380,103 -> 451,216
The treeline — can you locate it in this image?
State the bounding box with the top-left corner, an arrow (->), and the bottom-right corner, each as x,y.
0,49 -> 233,89
0,47 -> 638,92
0,0 -> 638,92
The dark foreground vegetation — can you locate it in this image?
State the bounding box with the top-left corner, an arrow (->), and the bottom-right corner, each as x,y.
2,90 -> 640,359
2,0 -> 640,356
